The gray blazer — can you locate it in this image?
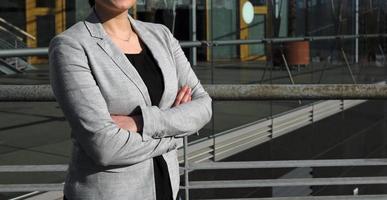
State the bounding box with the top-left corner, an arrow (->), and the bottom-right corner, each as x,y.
49,9 -> 212,200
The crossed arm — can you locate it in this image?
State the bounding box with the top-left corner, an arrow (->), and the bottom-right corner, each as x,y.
111,85 -> 193,133
49,35 -> 179,167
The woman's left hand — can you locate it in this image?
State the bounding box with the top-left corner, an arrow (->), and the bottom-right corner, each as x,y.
110,114 -> 143,133
173,85 -> 192,107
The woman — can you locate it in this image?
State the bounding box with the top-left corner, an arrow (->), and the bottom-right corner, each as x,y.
48,0 -> 213,199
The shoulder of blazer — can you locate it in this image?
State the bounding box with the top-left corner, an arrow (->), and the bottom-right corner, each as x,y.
49,13 -> 174,57
48,21 -> 90,53
58,21 -> 90,41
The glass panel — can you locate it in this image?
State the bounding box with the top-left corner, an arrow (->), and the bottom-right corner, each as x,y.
1,1 -> 387,199
36,0 -> 55,8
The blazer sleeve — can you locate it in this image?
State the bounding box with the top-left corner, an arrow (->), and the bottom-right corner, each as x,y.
49,34 -> 178,167
139,24 -> 213,141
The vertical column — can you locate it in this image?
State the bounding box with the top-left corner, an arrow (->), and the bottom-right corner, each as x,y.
239,0 -> 268,61
55,0 -> 66,35
183,136 -> 190,200
26,0 -> 42,50
239,0 -> 249,60
355,0 -> 359,63
190,0 -> 197,66
206,0 -> 212,62
304,0 -> 308,36
288,0 -> 296,36
25,0 -> 66,64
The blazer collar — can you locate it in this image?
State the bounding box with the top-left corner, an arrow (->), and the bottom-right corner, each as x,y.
83,9 -> 173,109
84,9 -> 139,39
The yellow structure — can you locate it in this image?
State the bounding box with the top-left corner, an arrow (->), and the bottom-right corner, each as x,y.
26,0 -> 66,63
239,0 -> 268,61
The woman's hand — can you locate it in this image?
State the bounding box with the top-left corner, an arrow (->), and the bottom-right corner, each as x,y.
172,85 -> 192,107
111,114 -> 143,133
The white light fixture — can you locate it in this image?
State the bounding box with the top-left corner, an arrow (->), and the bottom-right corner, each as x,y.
242,1 -> 254,24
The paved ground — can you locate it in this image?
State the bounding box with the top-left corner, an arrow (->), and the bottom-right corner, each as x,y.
1,60 -> 387,199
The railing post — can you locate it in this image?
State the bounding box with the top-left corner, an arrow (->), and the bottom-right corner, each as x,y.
183,135 -> 189,200
340,47 -> 357,84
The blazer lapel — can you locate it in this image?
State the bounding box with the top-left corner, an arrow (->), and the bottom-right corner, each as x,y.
84,10 -> 175,109
127,14 -> 174,109
84,11 -> 152,106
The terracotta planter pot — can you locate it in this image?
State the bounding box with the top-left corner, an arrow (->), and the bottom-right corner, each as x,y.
284,41 -> 310,65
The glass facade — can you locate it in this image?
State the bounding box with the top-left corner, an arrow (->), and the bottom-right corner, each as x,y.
0,0 -> 386,64
1,0 -> 387,199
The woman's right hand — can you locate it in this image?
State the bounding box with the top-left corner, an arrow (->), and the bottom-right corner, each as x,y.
172,85 -> 192,107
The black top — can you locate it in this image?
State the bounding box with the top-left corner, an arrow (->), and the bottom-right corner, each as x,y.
125,37 -> 173,200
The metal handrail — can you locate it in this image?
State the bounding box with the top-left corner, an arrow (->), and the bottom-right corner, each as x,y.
0,33 -> 386,58
0,26 -> 23,42
196,195 -> 387,200
0,165 -> 67,172
1,86 -> 387,199
188,159 -> 387,170
2,84 -> 387,101
1,158 -> 386,173
0,184 -> 63,193
183,176 -> 387,189
1,159 -> 387,194
0,17 -> 36,40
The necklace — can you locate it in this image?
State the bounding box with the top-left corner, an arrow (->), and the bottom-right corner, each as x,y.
107,30 -> 134,42
93,6 -> 134,42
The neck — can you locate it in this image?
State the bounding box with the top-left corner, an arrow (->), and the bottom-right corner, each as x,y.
94,5 -> 133,35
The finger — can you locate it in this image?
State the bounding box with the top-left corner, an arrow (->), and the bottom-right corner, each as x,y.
173,88 -> 185,106
176,85 -> 190,104
173,85 -> 188,106
181,88 -> 191,104
180,87 -> 190,103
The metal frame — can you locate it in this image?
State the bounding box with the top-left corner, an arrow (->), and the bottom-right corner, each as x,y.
4,83 -> 387,101
2,158 -> 387,197
1,82 -> 387,199
0,17 -> 36,41
1,3 -> 387,199
194,195 -> 387,200
178,98 -> 367,164
0,33 -> 386,58
0,33 -> 384,86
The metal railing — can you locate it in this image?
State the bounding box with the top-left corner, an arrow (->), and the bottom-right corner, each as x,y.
0,33 -> 386,58
180,158 -> 387,199
0,18 -> 36,73
3,84 -> 387,101
1,32 -> 385,88
1,84 -> 387,199
2,159 -> 387,197
0,17 -> 36,41
1,31 -> 387,199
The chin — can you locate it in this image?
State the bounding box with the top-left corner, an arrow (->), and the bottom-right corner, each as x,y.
99,0 -> 136,11
113,0 -> 136,10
